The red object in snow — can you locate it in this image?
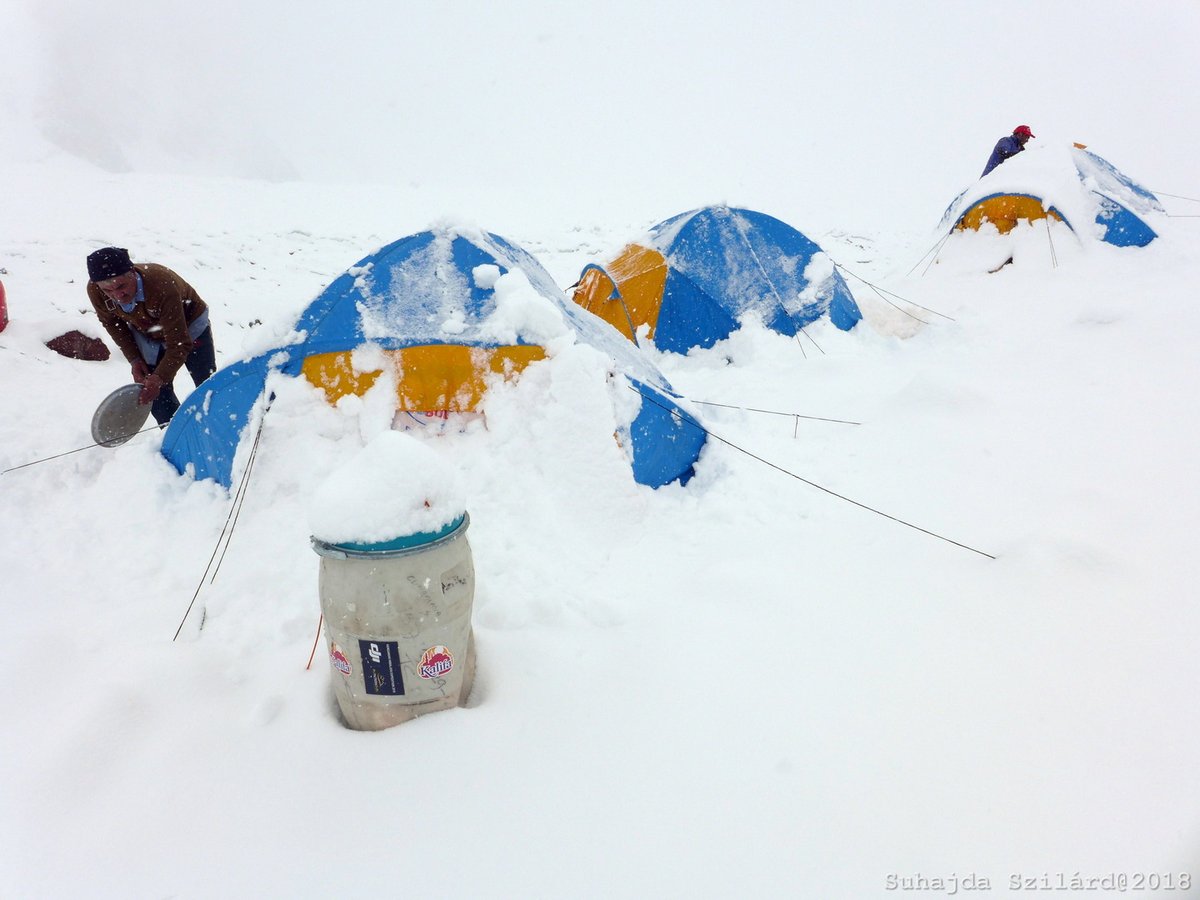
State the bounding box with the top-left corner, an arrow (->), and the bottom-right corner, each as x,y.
0,278 -> 7,333
45,330 -> 110,361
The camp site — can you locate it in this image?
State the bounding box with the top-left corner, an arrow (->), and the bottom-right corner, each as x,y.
2,3 -> 1198,897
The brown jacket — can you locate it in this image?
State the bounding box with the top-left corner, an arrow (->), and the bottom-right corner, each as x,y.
87,263 -> 208,383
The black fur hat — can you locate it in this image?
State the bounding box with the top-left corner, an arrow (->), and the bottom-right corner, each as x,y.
87,247 -> 133,282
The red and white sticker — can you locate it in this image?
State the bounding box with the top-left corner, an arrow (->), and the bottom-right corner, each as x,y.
417,645 -> 454,679
330,642 -> 352,676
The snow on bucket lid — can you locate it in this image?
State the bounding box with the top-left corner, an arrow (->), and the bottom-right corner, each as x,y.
308,430 -> 466,554
311,514 -> 468,557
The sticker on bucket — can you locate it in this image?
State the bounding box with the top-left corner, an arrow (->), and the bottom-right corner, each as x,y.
330,643 -> 352,677
360,640 -> 405,696
418,645 -> 454,679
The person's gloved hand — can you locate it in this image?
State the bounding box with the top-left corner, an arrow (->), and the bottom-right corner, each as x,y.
131,359 -> 150,384
138,373 -> 164,406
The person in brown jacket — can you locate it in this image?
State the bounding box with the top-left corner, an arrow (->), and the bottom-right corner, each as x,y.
86,247 -> 217,425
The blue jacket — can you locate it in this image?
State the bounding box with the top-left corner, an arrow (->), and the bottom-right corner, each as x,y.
981,135 -> 1024,177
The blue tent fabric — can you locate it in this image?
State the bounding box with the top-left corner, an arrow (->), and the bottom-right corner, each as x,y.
283,230 -> 548,358
160,227 -> 707,490
656,270 -> 740,355
646,206 -> 861,353
1071,148 -> 1161,247
1071,149 -> 1161,248
1093,194 -> 1157,247
160,351 -> 277,486
625,378 -> 707,488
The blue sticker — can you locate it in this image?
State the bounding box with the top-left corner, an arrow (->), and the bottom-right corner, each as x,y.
359,640 -> 405,696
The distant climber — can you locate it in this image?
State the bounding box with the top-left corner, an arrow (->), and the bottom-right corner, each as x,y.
85,247 -> 217,426
981,125 -> 1034,177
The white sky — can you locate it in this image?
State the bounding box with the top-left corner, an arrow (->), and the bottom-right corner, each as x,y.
7,0 -> 1199,232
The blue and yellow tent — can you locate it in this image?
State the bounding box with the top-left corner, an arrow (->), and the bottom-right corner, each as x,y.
161,226 -> 707,489
944,145 -> 1163,248
571,205 -> 861,354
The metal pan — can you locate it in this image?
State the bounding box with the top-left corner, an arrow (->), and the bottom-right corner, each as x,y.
91,383 -> 153,447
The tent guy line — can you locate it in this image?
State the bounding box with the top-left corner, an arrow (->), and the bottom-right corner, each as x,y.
829,259 -> 955,322
0,425 -> 161,475
790,328 -> 820,359
905,231 -> 955,278
1150,189 -> 1200,216
1147,190 -> 1200,203
918,233 -> 955,277
173,403 -> 270,641
689,399 -> 861,426
1044,217 -> 1060,268
634,385 -> 996,560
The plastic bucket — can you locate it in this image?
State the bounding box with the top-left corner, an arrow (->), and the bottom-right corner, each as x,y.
313,513 -> 476,730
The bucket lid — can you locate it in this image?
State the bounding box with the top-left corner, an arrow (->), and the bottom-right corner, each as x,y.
311,513 -> 468,559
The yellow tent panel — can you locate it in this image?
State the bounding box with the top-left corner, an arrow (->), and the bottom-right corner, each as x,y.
301,344 -> 545,412
573,245 -> 669,342
956,195 -> 1064,235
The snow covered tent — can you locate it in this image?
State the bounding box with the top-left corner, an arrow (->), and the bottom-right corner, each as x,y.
571,205 -> 861,354
160,226 -> 707,489
943,144 -> 1164,248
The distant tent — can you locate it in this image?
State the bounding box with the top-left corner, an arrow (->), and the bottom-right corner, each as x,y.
161,227 -> 707,490
571,205 -> 861,354
944,145 -> 1163,248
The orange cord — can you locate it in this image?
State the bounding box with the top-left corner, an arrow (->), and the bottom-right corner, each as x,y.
305,614 -> 324,670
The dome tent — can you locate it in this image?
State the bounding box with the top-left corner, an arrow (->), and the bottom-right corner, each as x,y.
942,144 -> 1164,249
160,226 -> 707,490
571,205 -> 861,355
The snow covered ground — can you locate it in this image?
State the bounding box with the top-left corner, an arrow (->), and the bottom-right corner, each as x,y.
3,3 -> 1199,898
